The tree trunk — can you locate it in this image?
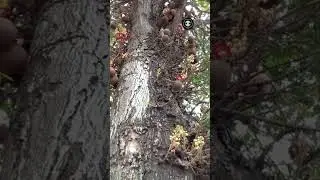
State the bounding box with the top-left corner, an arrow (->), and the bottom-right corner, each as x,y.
110,0 -> 197,179
0,0 -> 109,179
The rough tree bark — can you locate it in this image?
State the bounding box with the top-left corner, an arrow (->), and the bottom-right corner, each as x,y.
110,0 -> 198,179
0,0 -> 109,179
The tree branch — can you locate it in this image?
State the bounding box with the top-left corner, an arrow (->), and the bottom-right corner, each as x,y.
218,108 -> 320,133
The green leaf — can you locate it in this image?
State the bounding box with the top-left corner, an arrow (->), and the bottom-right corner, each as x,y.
194,0 -> 210,12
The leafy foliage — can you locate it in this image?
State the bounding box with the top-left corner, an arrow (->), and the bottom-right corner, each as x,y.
212,0 -> 320,179
194,0 -> 210,12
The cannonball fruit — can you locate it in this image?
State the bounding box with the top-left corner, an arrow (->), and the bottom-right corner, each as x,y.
0,44 -> 28,76
110,22 -> 117,30
110,67 -> 116,77
0,17 -> 18,52
187,47 -> 196,55
111,75 -> 119,87
163,29 -> 171,35
172,80 -> 183,91
161,35 -> 169,42
188,36 -> 195,43
168,9 -> 176,20
157,16 -> 169,27
121,16 -> 130,23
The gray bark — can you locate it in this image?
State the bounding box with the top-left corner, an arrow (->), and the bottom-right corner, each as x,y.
110,0 -> 198,179
0,0 -> 109,179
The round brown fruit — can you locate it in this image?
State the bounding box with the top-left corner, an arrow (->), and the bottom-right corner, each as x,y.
187,47 -> 196,55
111,75 -> 119,87
0,17 -> 18,52
157,16 -> 169,28
169,9 -> 176,20
110,67 -> 116,77
121,16 -> 130,23
161,35 -> 169,42
163,29 -> 171,35
110,22 -> 117,30
172,80 -> 183,91
188,36 -> 195,43
165,13 -> 174,21
0,44 -> 28,76
162,7 -> 171,15
187,37 -> 196,48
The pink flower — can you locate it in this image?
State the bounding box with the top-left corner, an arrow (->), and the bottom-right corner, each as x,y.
176,74 -> 187,80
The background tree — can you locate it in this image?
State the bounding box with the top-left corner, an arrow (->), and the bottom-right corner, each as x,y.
212,0 -> 320,179
0,0 -> 109,179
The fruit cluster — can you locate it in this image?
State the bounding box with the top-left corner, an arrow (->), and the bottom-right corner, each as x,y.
157,6 -> 176,28
0,17 -> 29,78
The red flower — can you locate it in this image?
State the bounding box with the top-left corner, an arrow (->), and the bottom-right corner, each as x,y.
213,41 -> 232,59
176,74 -> 187,80
115,32 -> 129,43
115,32 -> 123,40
